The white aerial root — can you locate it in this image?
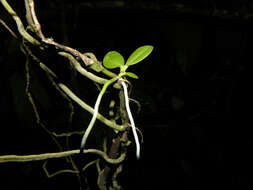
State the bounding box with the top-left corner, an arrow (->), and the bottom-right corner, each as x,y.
119,78 -> 140,159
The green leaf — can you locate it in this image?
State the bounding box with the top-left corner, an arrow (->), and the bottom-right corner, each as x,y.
103,51 -> 125,69
126,45 -> 153,66
125,72 -> 139,79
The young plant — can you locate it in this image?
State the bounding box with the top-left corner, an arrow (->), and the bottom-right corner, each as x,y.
103,45 -> 154,78
80,45 -> 153,159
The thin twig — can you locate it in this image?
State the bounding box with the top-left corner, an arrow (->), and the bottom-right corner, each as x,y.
43,160 -> 79,178
0,18 -> 18,39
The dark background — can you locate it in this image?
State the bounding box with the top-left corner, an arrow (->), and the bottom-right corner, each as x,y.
0,0 -> 252,189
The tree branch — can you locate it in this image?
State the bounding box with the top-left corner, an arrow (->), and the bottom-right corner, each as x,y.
58,52 -> 108,84
38,62 -> 125,132
0,0 -> 41,45
58,83 -> 125,132
23,0 -> 96,67
0,148 -> 126,164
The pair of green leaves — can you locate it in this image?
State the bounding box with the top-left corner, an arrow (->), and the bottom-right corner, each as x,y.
103,45 -> 153,79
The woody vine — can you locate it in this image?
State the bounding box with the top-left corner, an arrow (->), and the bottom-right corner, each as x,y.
0,0 -> 153,189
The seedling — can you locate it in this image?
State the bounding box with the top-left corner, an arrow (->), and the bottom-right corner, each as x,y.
80,45 -> 153,159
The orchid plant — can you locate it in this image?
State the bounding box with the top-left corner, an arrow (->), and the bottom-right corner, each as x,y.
80,45 -> 153,159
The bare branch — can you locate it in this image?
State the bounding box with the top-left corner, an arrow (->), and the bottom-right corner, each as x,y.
38,62 -> 125,132
23,0 -> 95,67
58,83 -> 125,132
0,149 -> 126,164
0,0 -> 40,45
0,18 -> 18,39
58,52 -> 108,84
24,0 -> 45,39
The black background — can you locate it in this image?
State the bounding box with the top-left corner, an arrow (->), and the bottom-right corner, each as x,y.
0,1 -> 251,189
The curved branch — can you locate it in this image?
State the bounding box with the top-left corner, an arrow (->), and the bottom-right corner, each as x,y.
58,52 -> 108,84
58,83 -> 125,132
24,0 -> 95,67
38,62 -> 125,132
0,0 -> 40,45
0,149 -> 126,164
